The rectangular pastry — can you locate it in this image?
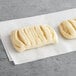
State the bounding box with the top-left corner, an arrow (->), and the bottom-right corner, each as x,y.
10,25 -> 58,52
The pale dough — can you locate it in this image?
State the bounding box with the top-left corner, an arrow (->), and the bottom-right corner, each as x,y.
59,19 -> 76,39
10,25 -> 58,52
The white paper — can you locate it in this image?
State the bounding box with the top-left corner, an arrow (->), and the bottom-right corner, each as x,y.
0,8 -> 76,65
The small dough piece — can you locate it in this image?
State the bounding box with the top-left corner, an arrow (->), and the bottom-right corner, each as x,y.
59,19 -> 76,39
10,25 -> 58,52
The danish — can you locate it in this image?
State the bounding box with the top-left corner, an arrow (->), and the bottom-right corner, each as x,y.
10,25 -> 58,52
59,19 -> 76,39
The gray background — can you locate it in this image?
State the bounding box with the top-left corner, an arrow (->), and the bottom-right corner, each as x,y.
0,0 -> 76,76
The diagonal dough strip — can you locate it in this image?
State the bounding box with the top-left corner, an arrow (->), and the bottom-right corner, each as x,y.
68,20 -> 76,30
47,25 -> 58,43
18,29 -> 31,46
40,25 -> 53,43
24,27 -> 36,46
34,26 -> 47,43
29,26 -> 42,45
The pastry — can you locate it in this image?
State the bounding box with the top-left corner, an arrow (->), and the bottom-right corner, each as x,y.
10,25 -> 58,52
59,19 -> 76,39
